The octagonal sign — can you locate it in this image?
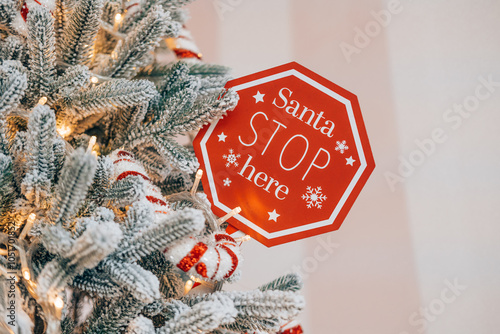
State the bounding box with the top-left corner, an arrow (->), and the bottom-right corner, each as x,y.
193,62 -> 375,247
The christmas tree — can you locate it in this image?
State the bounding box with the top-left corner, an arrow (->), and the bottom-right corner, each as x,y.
0,0 -> 304,333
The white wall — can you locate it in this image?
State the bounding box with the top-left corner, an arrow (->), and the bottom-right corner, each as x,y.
187,1 -> 500,333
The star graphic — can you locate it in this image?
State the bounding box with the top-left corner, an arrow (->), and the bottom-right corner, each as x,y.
218,132 -> 227,142
253,91 -> 265,103
345,156 -> 356,166
268,209 -> 280,222
223,178 -> 231,187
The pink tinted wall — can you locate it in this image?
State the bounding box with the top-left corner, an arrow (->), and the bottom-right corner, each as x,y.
187,1 -> 500,333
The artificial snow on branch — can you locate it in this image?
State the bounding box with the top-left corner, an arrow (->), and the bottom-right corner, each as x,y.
0,0 -> 304,333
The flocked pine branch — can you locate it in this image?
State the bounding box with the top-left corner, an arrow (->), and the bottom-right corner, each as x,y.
158,296 -> 237,334
115,206 -> 205,262
61,79 -> 157,125
58,0 -> 104,66
0,61 -> 27,116
49,65 -> 90,103
25,6 -> 56,106
0,0 -> 305,332
53,0 -> 68,41
0,36 -> 26,62
21,104 -> 58,206
49,148 -> 97,227
36,218 -> 122,302
96,5 -> 180,79
0,0 -> 17,35
119,0 -> 195,33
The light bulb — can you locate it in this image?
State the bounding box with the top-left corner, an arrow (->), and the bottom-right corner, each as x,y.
54,296 -> 64,309
235,235 -> 252,243
190,169 -> 204,195
27,213 -> 36,225
38,96 -> 47,105
57,124 -> 72,138
90,76 -> 99,84
218,207 -> 242,224
115,13 -> 123,23
88,136 -> 97,152
22,269 -> 30,281
19,213 -> 36,240
184,279 -> 194,295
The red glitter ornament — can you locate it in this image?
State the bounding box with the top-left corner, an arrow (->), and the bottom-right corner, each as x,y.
177,242 -> 208,272
195,262 -> 208,278
164,231 -> 242,282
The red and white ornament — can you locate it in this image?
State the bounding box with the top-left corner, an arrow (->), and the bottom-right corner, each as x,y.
166,25 -> 203,62
110,150 -> 171,219
164,232 -> 241,282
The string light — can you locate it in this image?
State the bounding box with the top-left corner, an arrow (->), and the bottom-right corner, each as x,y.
114,13 -> 123,32
19,213 -> 36,240
190,169 -> 203,195
54,296 -> 64,309
87,136 -> 97,152
57,124 -> 72,138
38,96 -> 47,105
217,207 -> 241,225
235,235 -> 252,243
22,269 -> 30,281
184,279 -> 194,295
90,76 -> 99,84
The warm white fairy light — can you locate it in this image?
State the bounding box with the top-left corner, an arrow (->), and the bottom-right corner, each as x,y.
90,76 -> 99,84
57,124 -> 72,138
54,296 -> 64,309
87,136 -> 97,152
217,207 -> 241,225
190,169 -> 203,195
184,279 -> 194,295
22,269 -> 30,281
19,213 -> 36,240
38,96 -> 47,105
114,13 -> 123,32
235,235 -> 252,243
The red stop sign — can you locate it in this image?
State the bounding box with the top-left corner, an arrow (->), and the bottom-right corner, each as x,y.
193,62 -> 375,247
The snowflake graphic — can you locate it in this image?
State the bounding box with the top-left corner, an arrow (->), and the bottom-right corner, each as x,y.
223,178 -> 231,187
222,149 -> 241,167
335,140 -> 349,154
302,186 -> 327,209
